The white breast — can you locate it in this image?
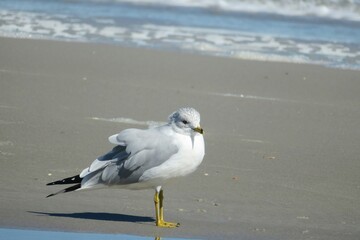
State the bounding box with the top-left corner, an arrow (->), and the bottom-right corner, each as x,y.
140,133 -> 205,183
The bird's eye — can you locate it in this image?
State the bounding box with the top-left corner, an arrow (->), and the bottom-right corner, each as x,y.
182,120 -> 188,124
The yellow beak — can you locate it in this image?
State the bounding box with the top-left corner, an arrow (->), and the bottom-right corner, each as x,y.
193,126 -> 204,134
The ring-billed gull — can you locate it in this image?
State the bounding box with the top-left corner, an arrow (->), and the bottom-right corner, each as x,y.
47,107 -> 205,228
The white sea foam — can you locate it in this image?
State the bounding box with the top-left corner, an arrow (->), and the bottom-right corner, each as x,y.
140,24 -> 359,68
0,2 -> 359,70
99,26 -> 126,38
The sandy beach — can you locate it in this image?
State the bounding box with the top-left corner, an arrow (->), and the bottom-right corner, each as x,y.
0,37 -> 359,239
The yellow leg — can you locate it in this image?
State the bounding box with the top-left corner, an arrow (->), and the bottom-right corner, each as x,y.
154,190 -> 180,228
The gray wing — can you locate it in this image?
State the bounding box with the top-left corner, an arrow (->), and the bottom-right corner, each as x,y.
79,145 -> 129,188
101,143 -> 179,186
80,127 -> 179,188
79,145 -> 129,179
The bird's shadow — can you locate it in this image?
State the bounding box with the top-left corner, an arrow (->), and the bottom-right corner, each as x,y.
29,211 -> 155,224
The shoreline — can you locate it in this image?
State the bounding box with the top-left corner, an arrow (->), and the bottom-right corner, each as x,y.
2,35 -> 360,72
1,37 -> 359,239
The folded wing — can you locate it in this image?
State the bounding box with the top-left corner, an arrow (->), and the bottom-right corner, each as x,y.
80,127 -> 179,189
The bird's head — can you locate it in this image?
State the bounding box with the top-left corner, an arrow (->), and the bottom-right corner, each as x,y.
168,107 -> 203,135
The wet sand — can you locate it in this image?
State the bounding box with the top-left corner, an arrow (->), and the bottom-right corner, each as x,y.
0,37 -> 359,239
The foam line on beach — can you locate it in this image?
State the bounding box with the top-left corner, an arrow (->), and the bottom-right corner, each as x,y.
90,117 -> 166,127
0,68 -> 59,78
241,138 -> 264,143
208,92 -> 342,107
0,141 -> 14,147
0,105 -> 17,109
210,92 -> 284,102
209,91 -> 338,107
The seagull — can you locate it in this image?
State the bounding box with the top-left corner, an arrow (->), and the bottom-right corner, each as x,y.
47,107 -> 205,228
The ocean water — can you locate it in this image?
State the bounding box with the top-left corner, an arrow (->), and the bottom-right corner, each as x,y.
0,0 -> 360,70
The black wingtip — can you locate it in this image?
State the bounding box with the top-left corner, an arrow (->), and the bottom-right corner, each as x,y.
46,175 -> 82,186
46,183 -> 82,198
